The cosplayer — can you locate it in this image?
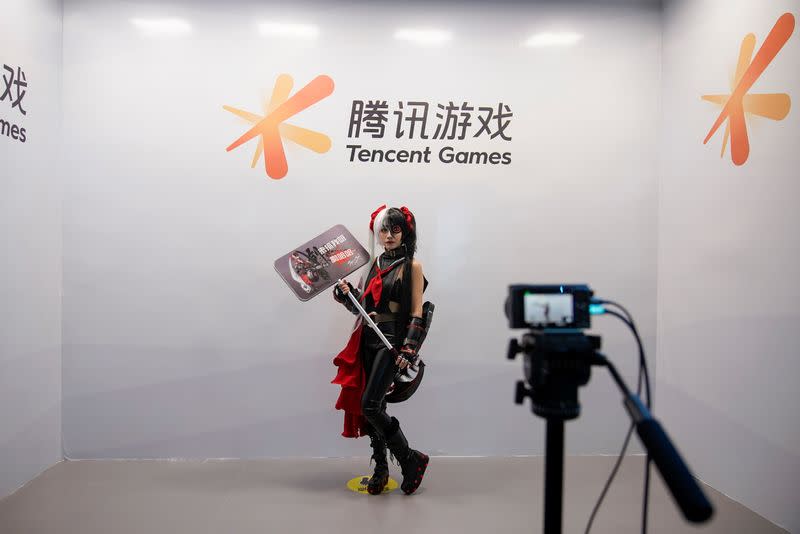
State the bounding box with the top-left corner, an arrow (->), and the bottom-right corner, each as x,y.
331,205 -> 430,496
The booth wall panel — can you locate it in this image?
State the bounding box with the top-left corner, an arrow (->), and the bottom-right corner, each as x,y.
658,0 -> 800,530
0,0 -> 63,500
61,0 -> 661,458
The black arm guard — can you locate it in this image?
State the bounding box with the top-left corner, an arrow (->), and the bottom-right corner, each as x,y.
401,316 -> 426,356
333,283 -> 361,315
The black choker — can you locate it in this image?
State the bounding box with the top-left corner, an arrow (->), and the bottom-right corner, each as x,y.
382,246 -> 405,259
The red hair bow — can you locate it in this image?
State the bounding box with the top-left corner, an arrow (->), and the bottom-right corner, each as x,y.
400,206 -> 414,230
369,204 -> 386,232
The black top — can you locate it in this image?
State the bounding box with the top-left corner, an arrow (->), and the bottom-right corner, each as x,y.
364,246 -> 428,335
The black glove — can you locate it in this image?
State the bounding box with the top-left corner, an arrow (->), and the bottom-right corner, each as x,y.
399,346 -> 418,366
333,282 -> 361,315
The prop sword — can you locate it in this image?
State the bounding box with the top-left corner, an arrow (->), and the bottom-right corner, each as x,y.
338,278 -> 419,368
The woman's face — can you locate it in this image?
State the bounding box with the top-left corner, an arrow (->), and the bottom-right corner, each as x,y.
379,223 -> 403,251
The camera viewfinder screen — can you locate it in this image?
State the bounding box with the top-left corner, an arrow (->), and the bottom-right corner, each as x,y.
523,293 -> 574,327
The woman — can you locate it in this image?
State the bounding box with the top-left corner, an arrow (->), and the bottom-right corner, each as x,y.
331,205 -> 430,496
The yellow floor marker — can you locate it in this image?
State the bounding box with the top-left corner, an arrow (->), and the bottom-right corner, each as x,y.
346,475 -> 399,495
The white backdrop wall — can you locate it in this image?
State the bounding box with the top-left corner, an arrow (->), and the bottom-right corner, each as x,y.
61,0 -> 661,459
0,0 -> 63,499
659,0 -> 800,531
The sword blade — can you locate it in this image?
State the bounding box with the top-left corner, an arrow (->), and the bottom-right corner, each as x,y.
339,279 -> 395,352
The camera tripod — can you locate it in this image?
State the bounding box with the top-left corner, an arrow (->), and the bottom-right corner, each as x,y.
509,330 -> 712,534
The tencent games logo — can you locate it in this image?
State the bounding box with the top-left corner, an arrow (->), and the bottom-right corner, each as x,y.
224,74 -> 334,179
702,13 -> 794,166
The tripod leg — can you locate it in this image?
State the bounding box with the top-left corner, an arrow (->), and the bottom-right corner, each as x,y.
544,418 -> 564,534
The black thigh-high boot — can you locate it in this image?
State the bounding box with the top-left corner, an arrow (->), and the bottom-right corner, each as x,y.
384,417 -> 429,495
361,343 -> 399,495
367,431 -> 390,495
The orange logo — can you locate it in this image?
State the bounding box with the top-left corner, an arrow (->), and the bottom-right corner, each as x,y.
702,13 -> 794,166
224,74 -> 334,179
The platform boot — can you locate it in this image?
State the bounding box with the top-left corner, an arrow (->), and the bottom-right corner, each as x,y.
367,433 -> 390,495
384,417 -> 429,495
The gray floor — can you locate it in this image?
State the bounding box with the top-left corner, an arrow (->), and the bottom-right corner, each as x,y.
0,456 -> 786,534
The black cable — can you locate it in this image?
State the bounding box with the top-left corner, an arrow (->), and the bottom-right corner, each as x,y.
601,302 -> 653,534
600,302 -> 651,409
583,314 -> 645,534
583,422 -> 636,534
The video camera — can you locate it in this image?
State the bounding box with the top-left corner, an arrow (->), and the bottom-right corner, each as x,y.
505,284 -> 594,330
